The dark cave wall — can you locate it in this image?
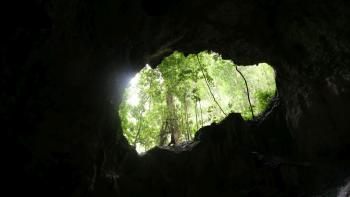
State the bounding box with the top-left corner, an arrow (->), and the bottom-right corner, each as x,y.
272,2 -> 350,159
2,0 -> 350,196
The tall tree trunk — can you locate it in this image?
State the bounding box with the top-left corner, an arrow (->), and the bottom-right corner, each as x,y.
195,101 -> 199,131
199,100 -> 204,127
133,108 -> 145,147
159,120 -> 168,146
133,96 -> 150,147
183,94 -> 190,140
166,90 -> 180,145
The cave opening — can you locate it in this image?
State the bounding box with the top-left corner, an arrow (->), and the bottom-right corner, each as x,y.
4,0 -> 350,196
119,51 -> 276,153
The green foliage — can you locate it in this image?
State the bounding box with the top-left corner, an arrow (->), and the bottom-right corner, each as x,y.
119,51 -> 276,152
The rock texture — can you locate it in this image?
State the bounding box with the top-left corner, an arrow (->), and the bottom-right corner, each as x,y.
2,0 -> 350,196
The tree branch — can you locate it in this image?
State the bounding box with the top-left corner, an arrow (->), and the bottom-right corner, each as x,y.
196,55 -> 227,116
235,65 -> 255,118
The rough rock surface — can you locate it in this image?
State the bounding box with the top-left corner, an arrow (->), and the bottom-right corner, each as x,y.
2,0 -> 350,196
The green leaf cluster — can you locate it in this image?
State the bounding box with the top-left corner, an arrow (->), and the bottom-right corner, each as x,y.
119,51 -> 276,152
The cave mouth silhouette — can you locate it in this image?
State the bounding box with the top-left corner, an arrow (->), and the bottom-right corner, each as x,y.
119,51 -> 276,153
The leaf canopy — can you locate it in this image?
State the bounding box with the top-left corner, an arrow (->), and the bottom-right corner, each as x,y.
119,51 -> 276,153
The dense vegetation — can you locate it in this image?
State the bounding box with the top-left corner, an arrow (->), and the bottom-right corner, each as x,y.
119,51 -> 276,152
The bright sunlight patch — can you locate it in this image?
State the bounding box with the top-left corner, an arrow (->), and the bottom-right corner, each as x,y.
119,51 -> 276,153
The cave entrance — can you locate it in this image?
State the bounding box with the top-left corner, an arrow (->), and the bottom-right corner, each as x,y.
119,51 -> 276,153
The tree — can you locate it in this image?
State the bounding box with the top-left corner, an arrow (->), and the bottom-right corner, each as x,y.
119,51 -> 277,152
